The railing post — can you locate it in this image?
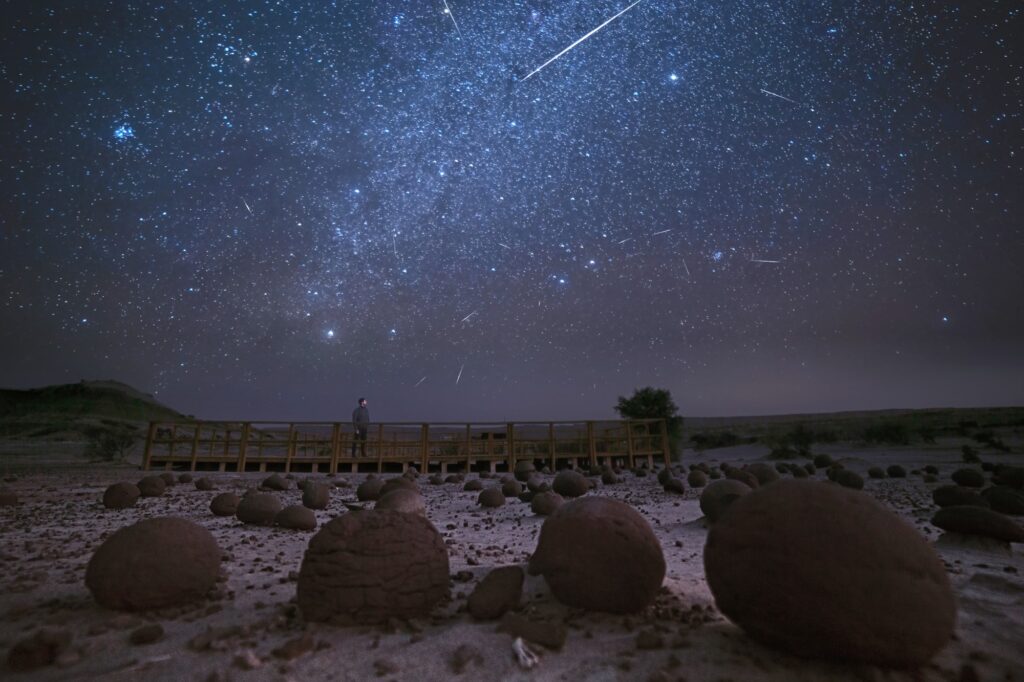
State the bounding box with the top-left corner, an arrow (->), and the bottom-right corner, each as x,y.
376,423 -> 384,473
465,424 -> 472,473
330,423 -> 341,474
659,418 -> 671,468
421,423 -> 429,472
548,422 -> 555,471
587,421 -> 597,469
507,423 -> 515,472
169,423 -> 177,462
237,422 -> 251,472
285,424 -> 296,472
625,420 -> 636,469
142,422 -> 157,470
189,422 -> 201,471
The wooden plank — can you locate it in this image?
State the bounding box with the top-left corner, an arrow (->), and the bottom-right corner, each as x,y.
507,423 -> 515,472
587,421 -> 597,469
659,418 -> 671,467
142,422 -> 158,470
189,422 -> 201,471
285,424 -> 296,473
237,422 -> 251,472
420,424 -> 429,472
329,423 -> 340,474
548,423 -> 555,471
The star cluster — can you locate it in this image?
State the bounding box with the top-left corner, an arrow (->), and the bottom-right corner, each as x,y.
2,1 -> 1022,419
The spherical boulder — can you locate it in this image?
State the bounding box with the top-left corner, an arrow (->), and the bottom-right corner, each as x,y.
528,496 -> 665,614
463,479 -> 484,492
725,468 -> 759,489
261,473 -> 290,491
514,460 -> 536,482
981,486 -> 1024,516
526,474 -> 549,493
478,487 -> 505,508
210,492 -> 240,516
501,479 -> 523,497
177,473 -> 193,484
236,493 -> 282,526
744,463 -> 780,486
136,475 -> 166,498
687,470 -> 708,488
931,506 -> 1024,543
886,465 -> 907,478
85,517 -> 221,611
275,504 -> 317,531
994,466 -> 1024,489
103,482 -> 140,509
789,464 -> 809,479
296,510 -> 449,624
194,477 -> 215,491
302,482 -> 330,510
663,477 -> 685,494
468,566 -> 524,620
531,491 -> 564,516
552,470 -> 589,498
834,469 -> 865,490
704,480 -> 955,667
932,485 -> 990,509
951,468 -> 985,488
158,472 -> 177,487
699,479 -> 753,523
600,469 -> 619,485
379,476 -> 417,498
867,467 -> 886,479
376,488 -> 426,516
356,477 -> 385,501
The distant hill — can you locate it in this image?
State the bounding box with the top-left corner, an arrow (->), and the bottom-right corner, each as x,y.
0,380 -> 188,440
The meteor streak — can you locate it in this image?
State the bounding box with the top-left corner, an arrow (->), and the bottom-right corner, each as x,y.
520,0 -> 644,82
242,199 -> 253,214
651,229 -> 671,236
414,376 -> 427,387
442,0 -> 462,38
456,363 -> 465,385
750,258 -> 781,263
760,88 -> 802,106
460,310 -> 478,323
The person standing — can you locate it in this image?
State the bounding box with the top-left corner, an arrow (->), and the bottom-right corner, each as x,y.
351,397 -> 369,457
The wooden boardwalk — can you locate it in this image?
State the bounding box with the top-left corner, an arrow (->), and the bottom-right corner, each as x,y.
142,419 -> 671,474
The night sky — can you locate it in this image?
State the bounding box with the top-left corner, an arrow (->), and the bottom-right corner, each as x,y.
2,1 -> 1022,422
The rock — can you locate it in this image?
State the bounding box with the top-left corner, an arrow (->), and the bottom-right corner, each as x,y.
514,460 -> 536,482
210,492 -> 240,516
552,470 -> 589,498
376,488 -> 426,516
0,488 -> 17,506
704,480 -> 955,667
467,565 -> 524,620
994,466 -> 1024,489
528,496 -> 665,613
380,476 -> 418,498
518,491 -> 534,503
137,475 -> 166,497
601,470 -> 619,485
931,506 -> 1024,543
194,477 -> 215,491
302,482 -> 330,510
744,463 -> 780,486
497,614 -> 567,650
445,474 -> 464,484
932,485 -> 990,509
951,468 -> 986,488
478,487 -> 505,508
501,479 -> 523,497
687,470 -> 708,488
923,474 -> 938,484
699,479 -> 753,523
530,491 -> 564,516
725,468 -> 759,489
177,473 -> 193,484
356,478 -> 385,501
826,464 -> 844,482
886,465 -> 907,478
129,623 -> 164,645
404,466 -> 420,479
272,634 -> 315,661
6,628 -> 72,671
812,454 -> 833,468
428,474 -> 444,485
803,463 -> 816,475
526,474 -> 549,493
236,493 -> 282,526
159,472 -> 177,487
261,474 -> 290,491
276,504 -> 317,531
103,482 -> 141,509
657,467 -> 673,486
463,479 -> 484,492
834,469 -> 865,490
449,643 -> 484,674
923,465 -> 939,475
86,517 -> 221,611
981,486 -> 1024,516
662,477 -> 685,494
297,510 -> 450,624
867,467 -> 886,479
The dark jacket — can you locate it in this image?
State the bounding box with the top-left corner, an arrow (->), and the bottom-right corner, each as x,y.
352,406 -> 369,429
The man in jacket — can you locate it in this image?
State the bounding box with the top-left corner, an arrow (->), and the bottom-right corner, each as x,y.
351,398 -> 369,457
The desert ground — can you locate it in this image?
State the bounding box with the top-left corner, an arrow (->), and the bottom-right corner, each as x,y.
1,437 -> 1022,682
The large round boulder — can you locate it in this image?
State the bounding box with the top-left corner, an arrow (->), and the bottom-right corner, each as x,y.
699,479 -> 753,523
744,463 -> 779,486
951,468 -> 985,488
376,488 -> 426,516
85,517 -> 221,611
981,486 -> 1024,516
103,482 -> 141,509
356,477 -> 385,501
514,460 -> 536,482
932,485 -> 990,509
552,470 -> 589,498
704,480 -> 955,667
194,477 -> 215,491
379,476 -> 418,498
478,487 -> 505,508
136,476 -> 166,498
501,479 -> 523,497
296,510 -> 449,624
236,493 -> 282,526
530,491 -> 564,516
302,482 -> 330,510
528,496 -> 665,614
210,492 -> 240,516
931,506 -> 1024,543
687,470 -> 708,488
275,504 -> 317,531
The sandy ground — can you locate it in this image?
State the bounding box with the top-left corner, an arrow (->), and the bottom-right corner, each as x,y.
1,439 -> 1022,681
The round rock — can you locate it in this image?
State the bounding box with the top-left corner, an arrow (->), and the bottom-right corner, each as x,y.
552,470 -> 589,498
376,488 -> 426,516
531,490 -> 564,516
981,486 -> 1024,516
687,470 -> 708,488
514,460 -> 536,482
261,473 -> 290,491
950,468 -> 985,488
931,506 -> 1024,543
528,496 -> 665,614
356,477 -> 385,501
276,504 -> 317,531
744,463 -> 780,486
501,479 -> 523,497
103,482 -> 141,509
380,476 -> 418,498
86,517 -> 221,611
302,482 -> 330,510
194,477 -> 215,491
932,485 -> 990,509
700,479 -> 753,523
136,476 -> 166,498
463,479 -> 484,492
704,480 -> 955,667
468,566 -> 524,620
236,493 -> 282,526
478,487 -> 505,508
210,492 -> 240,516
834,469 -> 865,490
297,510 -> 450,624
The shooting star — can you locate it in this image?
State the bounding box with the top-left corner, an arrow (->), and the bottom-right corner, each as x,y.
520,0 -> 644,82
760,88 -> 802,106
651,229 -> 671,236
498,242 -> 511,249
750,258 -> 781,263
392,234 -> 398,257
682,258 -> 691,278
460,310 -> 479,323
617,238 -> 634,244
456,363 -> 465,385
442,0 -> 463,37
242,199 -> 253,214
414,376 -> 427,387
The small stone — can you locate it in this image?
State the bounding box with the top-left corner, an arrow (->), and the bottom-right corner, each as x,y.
103,482 -> 141,509
129,623 -> 165,645
467,566 -> 524,620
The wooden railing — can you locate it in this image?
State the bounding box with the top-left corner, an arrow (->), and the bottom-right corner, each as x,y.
142,419 -> 671,474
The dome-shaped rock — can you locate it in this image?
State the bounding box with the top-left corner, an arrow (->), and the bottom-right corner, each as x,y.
725,468 -> 759,489
136,475 -> 166,497
463,479 -> 484,492
194,477 -> 215,491
687,470 -> 708,488
478,487 -> 505,508
704,480 -> 955,667
376,488 -> 426,516
528,496 -> 665,614
981,486 -> 1024,516
276,504 -> 317,531
531,491 -> 564,516
514,460 -> 536,482
552,470 -> 589,498
951,468 -> 985,488
236,493 -> 282,526
356,477 -> 385,501
177,473 -> 193,484
501,479 -> 523,497
158,472 -> 177,487
744,463 -> 779,486
85,517 -> 221,611
261,474 -> 290,491
663,477 -> 685,494
932,485 -> 989,509
297,510 -> 449,624
210,492 -> 240,516
103,482 -> 140,509
834,469 -> 864,490
302,482 -> 330,510
468,566 -> 523,620
699,479 -> 753,523
931,506 -> 1024,543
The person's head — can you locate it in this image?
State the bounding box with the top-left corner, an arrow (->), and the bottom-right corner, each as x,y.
358,397 -> 367,407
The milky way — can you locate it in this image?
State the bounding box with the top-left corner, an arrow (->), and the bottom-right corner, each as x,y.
2,1 -> 1022,420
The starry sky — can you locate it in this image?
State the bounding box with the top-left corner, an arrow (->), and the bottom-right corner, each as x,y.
2,1 -> 1022,422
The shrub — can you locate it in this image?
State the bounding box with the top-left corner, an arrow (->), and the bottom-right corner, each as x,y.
83,424 -> 138,461
862,422 -> 910,445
